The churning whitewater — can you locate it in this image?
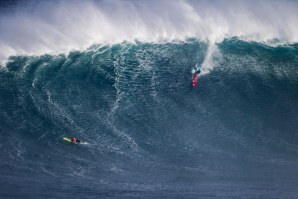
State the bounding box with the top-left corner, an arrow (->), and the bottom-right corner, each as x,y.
1,0 -> 298,198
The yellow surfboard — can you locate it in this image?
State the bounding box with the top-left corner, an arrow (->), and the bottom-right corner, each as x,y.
63,137 -> 72,142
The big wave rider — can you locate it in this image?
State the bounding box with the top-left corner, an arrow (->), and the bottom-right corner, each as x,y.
192,64 -> 201,88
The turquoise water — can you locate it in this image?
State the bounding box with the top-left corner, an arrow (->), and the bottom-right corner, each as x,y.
1,39 -> 298,198
1,0 -> 298,198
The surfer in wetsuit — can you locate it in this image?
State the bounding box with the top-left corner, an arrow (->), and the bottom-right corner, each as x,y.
191,64 -> 201,88
192,64 -> 201,76
71,137 -> 81,144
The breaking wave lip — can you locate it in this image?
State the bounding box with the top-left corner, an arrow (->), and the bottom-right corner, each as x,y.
1,0 -> 298,63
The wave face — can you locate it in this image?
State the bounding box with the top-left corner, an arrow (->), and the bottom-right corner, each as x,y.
1,39 -> 298,198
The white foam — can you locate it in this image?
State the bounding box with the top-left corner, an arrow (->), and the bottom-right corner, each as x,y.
0,0 -> 297,63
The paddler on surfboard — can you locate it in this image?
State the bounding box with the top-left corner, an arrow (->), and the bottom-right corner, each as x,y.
70,137 -> 82,144
63,137 -> 82,144
192,64 -> 201,87
63,137 -> 88,144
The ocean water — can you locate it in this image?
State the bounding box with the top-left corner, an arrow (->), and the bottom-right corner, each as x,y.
1,1 -> 298,198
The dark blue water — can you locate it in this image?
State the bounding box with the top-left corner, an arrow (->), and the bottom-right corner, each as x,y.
1,39 -> 298,198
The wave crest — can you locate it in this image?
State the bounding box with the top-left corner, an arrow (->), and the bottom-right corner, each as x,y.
1,0 -> 298,62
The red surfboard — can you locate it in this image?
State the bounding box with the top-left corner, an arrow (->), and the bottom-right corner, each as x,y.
192,74 -> 199,88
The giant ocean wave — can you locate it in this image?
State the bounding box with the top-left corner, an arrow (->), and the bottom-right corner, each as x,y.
1,0 -> 298,198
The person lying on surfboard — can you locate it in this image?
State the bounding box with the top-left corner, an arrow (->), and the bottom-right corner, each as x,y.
71,137 -> 82,144
63,137 -> 88,144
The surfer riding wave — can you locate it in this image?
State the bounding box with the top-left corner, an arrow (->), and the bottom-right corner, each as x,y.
192,64 -> 201,88
192,64 -> 201,76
